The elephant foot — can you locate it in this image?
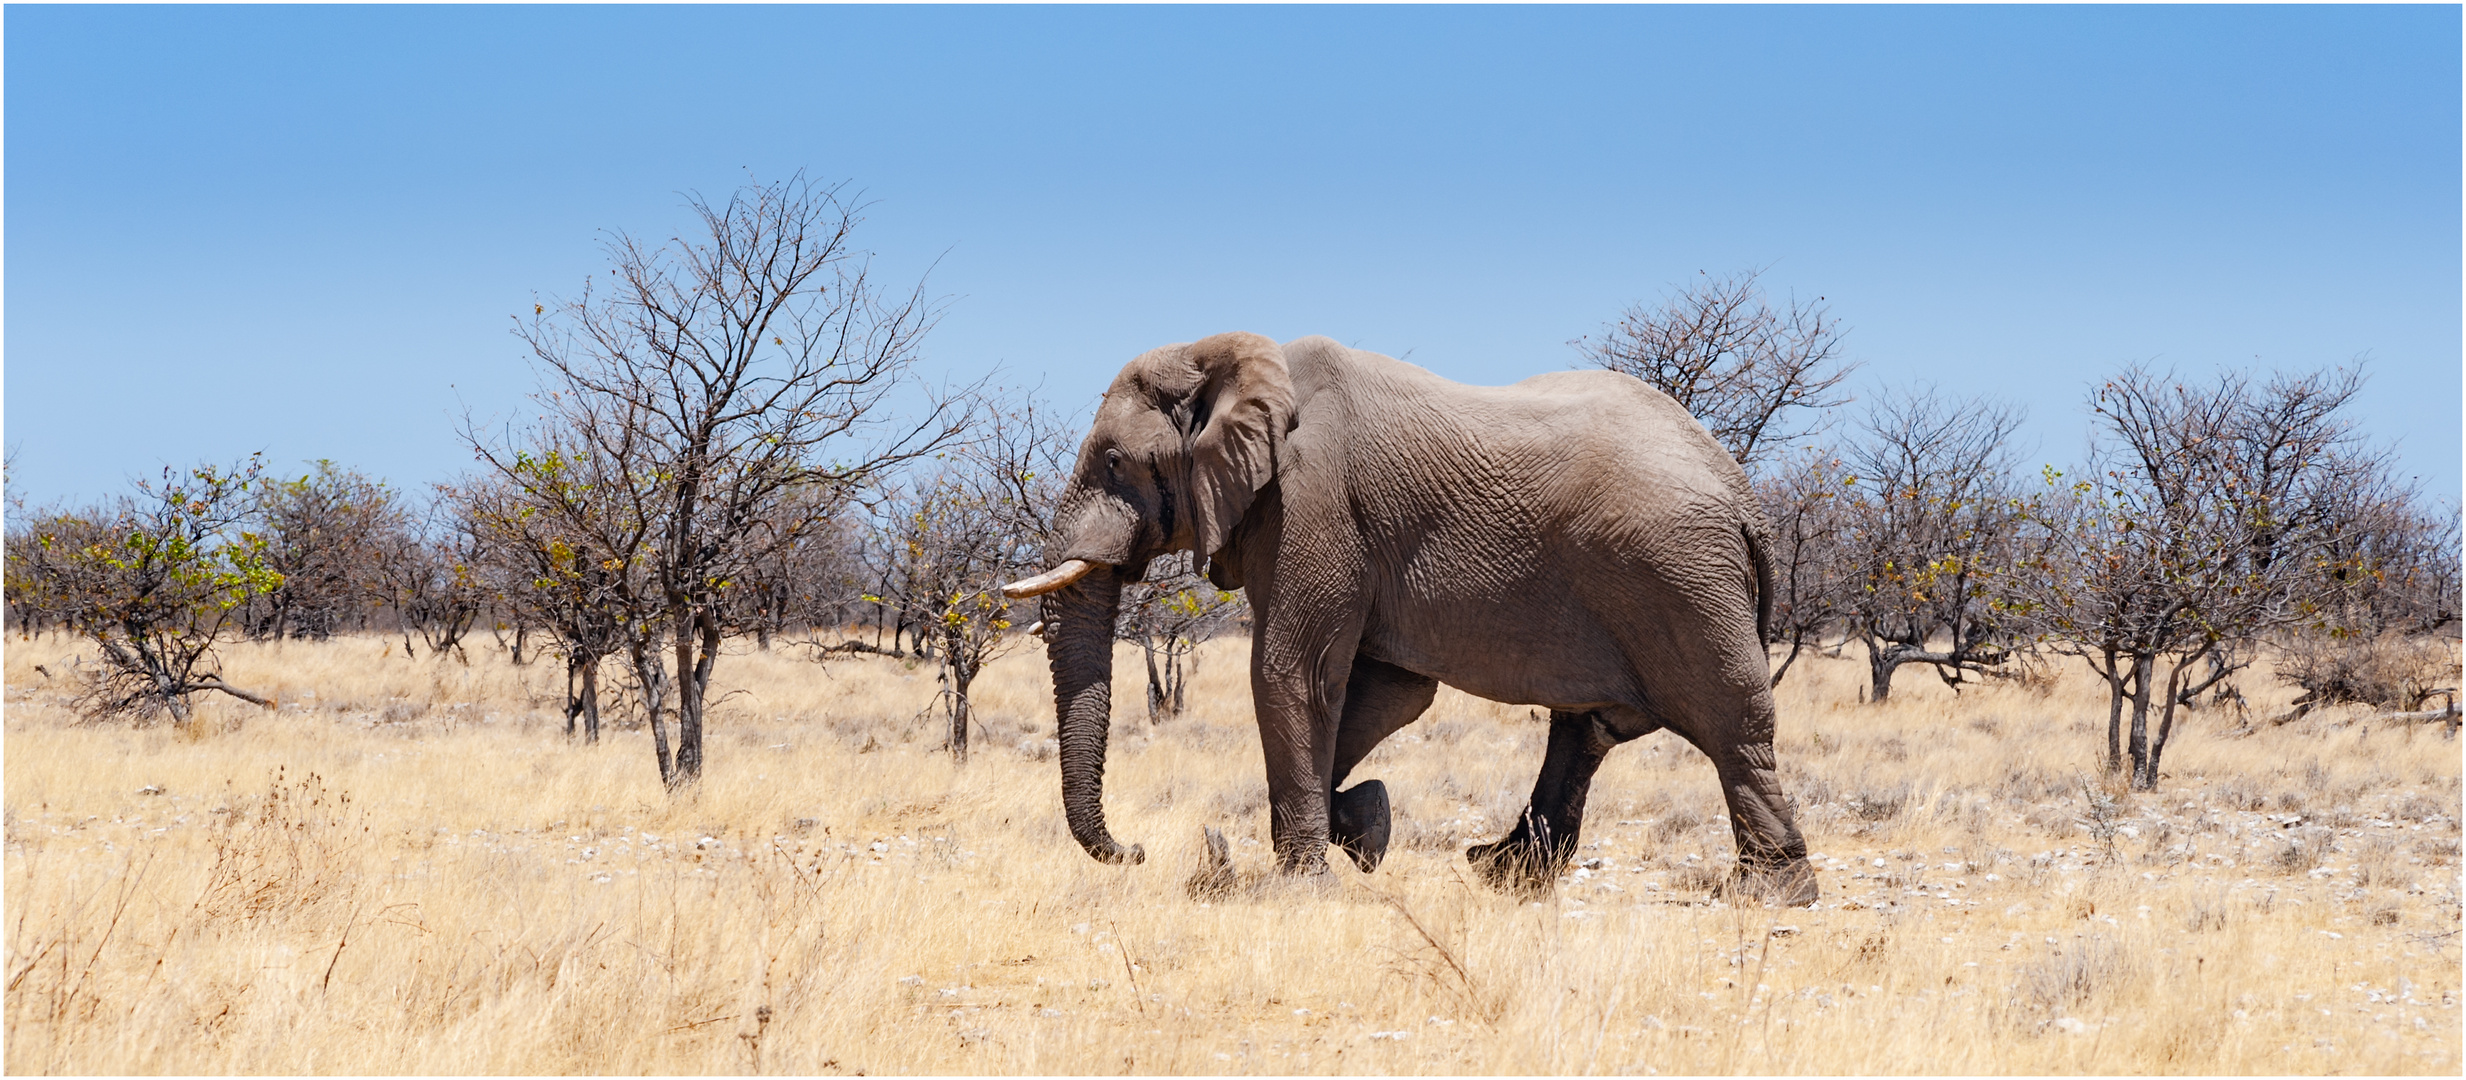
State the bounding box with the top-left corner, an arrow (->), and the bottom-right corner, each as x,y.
1465,811 -> 1563,895
1276,849 -> 1336,878
1723,859 -> 1819,908
1330,780 -> 1392,873
1186,827 -> 1240,900
1262,828 -> 1338,878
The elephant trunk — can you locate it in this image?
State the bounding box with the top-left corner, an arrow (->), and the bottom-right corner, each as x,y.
1045,565 -> 1143,865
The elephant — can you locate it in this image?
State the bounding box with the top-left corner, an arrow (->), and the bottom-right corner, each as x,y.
1003,331 -> 1816,903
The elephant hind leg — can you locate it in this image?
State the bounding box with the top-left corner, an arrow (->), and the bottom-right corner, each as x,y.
1330,779 -> 1391,872
1468,708 -> 1620,891
1665,690 -> 1817,907
1330,657 -> 1440,786
1705,739 -> 1817,906
1328,657 -> 1438,874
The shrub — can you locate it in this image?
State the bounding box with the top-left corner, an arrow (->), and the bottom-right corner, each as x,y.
2276,632 -> 2460,715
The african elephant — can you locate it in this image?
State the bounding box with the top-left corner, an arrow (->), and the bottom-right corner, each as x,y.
1004,332 -> 1816,903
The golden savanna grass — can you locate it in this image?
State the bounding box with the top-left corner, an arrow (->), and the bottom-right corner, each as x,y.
5,631 -> 2459,1074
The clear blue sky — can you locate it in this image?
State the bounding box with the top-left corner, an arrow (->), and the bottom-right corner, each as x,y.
7,5 -> 2458,507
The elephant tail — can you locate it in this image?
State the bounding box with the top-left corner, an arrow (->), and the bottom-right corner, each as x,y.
1744,521 -> 1774,645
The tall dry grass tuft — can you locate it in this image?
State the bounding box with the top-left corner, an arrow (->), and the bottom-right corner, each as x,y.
6,631 -> 2459,1073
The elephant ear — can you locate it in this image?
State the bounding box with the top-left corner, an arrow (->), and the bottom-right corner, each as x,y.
1183,332 -> 1294,562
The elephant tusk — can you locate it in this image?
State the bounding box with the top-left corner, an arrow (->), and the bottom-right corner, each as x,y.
1001,559 -> 1097,599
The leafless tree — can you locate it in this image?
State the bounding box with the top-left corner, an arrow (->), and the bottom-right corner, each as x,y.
860,396 -> 1073,760
456,471 -> 638,744
1755,447 -> 1855,686
1577,268 -> 1858,472
1116,551 -> 1246,720
3,512 -> 71,636
1835,388 -> 2038,702
473,173 -> 966,787
245,460 -> 402,641
870,475 -> 1011,760
372,489 -> 490,662
2029,363 -> 2391,789
729,494 -> 864,650
2302,474 -> 2461,639
2,459 -> 280,722
2265,432 -> 2460,721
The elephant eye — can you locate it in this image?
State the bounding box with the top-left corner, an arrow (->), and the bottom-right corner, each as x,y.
1105,448 -> 1123,475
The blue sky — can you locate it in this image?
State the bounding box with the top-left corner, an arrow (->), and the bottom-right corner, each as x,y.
7,5 -> 2458,507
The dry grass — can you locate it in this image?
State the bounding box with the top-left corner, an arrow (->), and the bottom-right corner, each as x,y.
5,631 -> 2459,1074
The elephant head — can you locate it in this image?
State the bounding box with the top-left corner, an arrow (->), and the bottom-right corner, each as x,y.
1002,332 -> 1294,865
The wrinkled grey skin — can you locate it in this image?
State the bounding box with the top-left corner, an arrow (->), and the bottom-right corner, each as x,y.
1033,332 -> 1815,903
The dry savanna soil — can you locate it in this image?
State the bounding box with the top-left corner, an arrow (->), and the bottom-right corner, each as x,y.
5,632 -> 2460,1074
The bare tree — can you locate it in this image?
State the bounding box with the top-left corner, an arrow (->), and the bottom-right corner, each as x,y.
477,406 -> 685,766
457,471 -> 637,744
2,459 -> 281,722
729,490 -> 864,650
2238,459 -> 2457,723
2303,475 -> 2461,638
1117,551 -> 1245,720
860,396 -> 1074,760
1835,388 -> 2037,702
871,475 -> 1012,760
245,460 -> 401,641
473,173 -> 965,787
2030,363 -> 2388,788
1755,447 -> 1854,686
1577,268 -> 1857,472
372,489 -> 490,662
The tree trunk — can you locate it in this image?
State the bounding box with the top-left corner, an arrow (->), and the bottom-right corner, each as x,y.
2124,652 -> 2155,787
1769,630 -> 1811,688
669,605 -> 720,788
2139,653 -> 2192,791
127,640 -> 195,724
671,608 -> 698,786
631,642 -> 674,786
947,645 -> 973,764
2100,647 -> 2125,774
580,657 -> 601,744
565,654 -> 589,740
1143,635 -> 1164,722
1865,638 -> 1902,704
1168,640 -> 1186,716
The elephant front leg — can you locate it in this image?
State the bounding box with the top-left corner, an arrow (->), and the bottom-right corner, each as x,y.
1469,709 -> 1617,891
1253,656 -> 1341,876
1252,635 -> 1370,877
1262,727 -> 1336,875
